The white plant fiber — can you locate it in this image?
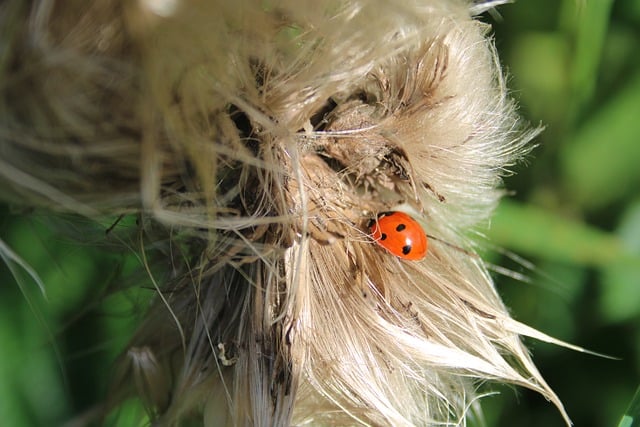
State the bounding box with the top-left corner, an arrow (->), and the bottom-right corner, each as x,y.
0,0 -> 572,425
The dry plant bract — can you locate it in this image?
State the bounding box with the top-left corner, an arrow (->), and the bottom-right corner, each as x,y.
0,0 -> 571,425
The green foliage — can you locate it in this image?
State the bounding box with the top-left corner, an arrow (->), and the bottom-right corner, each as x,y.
484,0 -> 640,425
0,212 -> 142,426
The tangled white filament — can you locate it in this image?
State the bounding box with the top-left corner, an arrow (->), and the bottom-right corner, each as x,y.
0,0 -> 573,425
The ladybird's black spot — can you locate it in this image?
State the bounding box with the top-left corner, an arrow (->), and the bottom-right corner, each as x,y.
396,223 -> 406,232
402,245 -> 411,255
380,233 -> 387,241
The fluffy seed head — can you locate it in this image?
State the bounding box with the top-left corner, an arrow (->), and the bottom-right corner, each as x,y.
0,0 -> 569,425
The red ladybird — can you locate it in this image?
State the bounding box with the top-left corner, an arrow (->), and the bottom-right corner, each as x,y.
368,211 -> 428,260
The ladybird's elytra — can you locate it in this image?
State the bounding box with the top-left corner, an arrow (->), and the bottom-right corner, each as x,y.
368,211 -> 428,260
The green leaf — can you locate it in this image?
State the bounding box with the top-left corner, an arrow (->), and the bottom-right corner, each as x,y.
508,32 -> 569,123
560,0 -> 615,116
488,199 -> 626,266
600,200 -> 640,322
560,71 -> 640,210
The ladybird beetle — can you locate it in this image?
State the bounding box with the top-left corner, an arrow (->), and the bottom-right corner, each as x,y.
368,211 -> 428,260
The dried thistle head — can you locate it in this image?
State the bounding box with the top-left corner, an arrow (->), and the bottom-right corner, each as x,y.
0,0 -> 570,425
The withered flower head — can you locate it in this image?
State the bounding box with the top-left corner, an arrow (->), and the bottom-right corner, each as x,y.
0,0 -> 570,425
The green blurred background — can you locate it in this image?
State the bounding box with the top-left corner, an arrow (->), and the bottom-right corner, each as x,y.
1,1 -> 640,425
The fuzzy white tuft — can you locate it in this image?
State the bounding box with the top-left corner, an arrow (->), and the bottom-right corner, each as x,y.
0,0 -> 569,425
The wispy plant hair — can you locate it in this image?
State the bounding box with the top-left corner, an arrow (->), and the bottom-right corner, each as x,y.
0,0 -> 572,425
